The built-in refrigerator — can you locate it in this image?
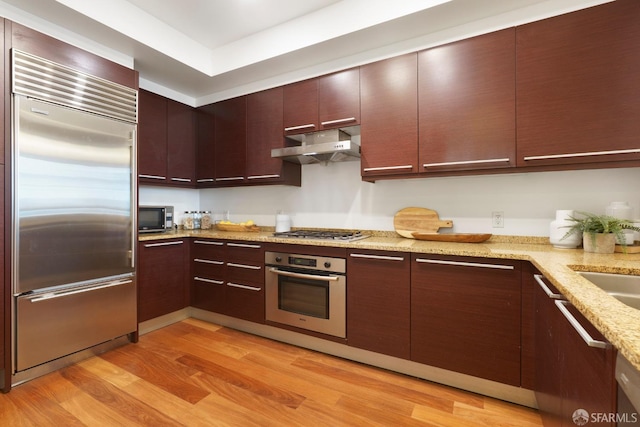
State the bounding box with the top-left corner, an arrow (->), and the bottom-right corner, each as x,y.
11,50 -> 138,381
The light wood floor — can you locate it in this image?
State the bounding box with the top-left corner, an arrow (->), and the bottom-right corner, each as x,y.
1,318 -> 543,426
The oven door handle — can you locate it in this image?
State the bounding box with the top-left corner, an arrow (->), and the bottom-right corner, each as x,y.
268,267 -> 341,282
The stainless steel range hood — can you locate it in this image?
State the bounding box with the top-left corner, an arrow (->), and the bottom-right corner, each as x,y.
272,128 -> 360,164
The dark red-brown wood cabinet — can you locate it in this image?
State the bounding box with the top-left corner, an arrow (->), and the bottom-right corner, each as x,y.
191,239 -> 226,314
213,96 -> 247,186
418,28 -> 516,173
166,99 -> 196,186
516,0 -> 640,169
411,254 -> 522,386
138,89 -> 168,184
360,53 -> 418,180
346,249 -> 410,359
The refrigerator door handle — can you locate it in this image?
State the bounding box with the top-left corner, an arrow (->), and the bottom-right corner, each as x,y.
30,279 -> 133,303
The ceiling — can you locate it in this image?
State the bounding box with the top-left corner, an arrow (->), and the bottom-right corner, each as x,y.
0,0 -> 609,105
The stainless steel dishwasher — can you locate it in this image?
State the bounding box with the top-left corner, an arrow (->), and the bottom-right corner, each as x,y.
616,354 -> 640,425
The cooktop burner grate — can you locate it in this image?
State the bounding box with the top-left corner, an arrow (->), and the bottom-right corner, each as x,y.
273,230 -> 369,242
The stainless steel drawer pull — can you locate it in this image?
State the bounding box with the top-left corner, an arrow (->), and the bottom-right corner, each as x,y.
216,176 -> 244,181
227,243 -> 261,249
533,274 -> 563,299
227,282 -> 261,291
415,258 -> 514,270
269,267 -> 340,282
139,174 -> 166,180
170,177 -> 192,182
363,165 -> 413,172
194,258 -> 224,265
197,178 -> 215,182
423,158 -> 510,168
31,279 -> 133,302
194,240 -> 224,246
523,148 -> 640,161
194,277 -> 224,285
284,123 -> 316,132
349,253 -> 404,262
247,174 -> 280,180
555,300 -> 609,349
227,262 -> 261,270
321,117 -> 356,126
144,240 -> 184,248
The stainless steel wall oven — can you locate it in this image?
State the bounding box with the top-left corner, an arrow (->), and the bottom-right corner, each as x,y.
265,251 -> 346,338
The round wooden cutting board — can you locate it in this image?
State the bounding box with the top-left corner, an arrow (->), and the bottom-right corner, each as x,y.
393,207 -> 453,238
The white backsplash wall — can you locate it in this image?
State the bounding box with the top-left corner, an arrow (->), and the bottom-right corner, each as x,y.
143,164 -> 640,237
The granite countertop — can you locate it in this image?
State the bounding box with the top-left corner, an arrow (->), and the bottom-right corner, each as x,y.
140,228 -> 640,371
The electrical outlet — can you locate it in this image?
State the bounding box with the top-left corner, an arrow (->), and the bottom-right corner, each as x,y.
492,211 -> 504,228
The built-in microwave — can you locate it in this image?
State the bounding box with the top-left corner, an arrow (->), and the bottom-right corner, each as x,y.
138,206 -> 174,233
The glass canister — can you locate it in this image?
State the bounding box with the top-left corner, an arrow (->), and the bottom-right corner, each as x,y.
183,211 -> 195,230
200,211 -> 212,229
193,211 -> 202,229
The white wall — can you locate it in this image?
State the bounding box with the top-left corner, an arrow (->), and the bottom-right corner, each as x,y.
141,165 -> 640,237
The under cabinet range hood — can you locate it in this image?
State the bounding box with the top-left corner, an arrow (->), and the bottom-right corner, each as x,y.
272,128 -> 360,164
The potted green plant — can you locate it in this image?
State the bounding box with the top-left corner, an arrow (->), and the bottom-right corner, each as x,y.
562,211 -> 640,253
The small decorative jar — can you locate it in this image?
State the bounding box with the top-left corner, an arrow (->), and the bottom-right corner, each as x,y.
605,201 -> 634,244
549,210 -> 581,249
200,211 -> 212,229
193,211 -> 202,229
183,211 -> 195,230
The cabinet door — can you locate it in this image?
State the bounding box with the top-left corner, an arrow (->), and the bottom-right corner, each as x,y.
0,164 -> 4,388
246,87 -> 300,186
419,29 -> 516,173
283,79 -> 318,135
360,53 -> 418,179
138,89 -> 168,184
318,68 -> 360,130
191,239 -> 226,313
224,242 -> 264,323
347,250 -> 410,359
138,240 -> 188,322
516,0 -> 640,168
214,97 -> 246,185
167,99 -> 196,186
411,255 -> 522,386
196,106 -> 216,187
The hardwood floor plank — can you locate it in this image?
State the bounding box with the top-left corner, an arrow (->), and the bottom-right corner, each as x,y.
0,320 -> 543,427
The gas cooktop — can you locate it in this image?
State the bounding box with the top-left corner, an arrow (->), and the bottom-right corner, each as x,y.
272,230 -> 370,242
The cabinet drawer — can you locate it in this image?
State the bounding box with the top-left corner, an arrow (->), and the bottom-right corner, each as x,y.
226,241 -> 263,263
226,261 -> 263,286
193,260 -> 224,281
192,239 -> 225,258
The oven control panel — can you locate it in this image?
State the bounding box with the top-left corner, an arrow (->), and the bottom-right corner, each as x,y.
265,251 -> 346,274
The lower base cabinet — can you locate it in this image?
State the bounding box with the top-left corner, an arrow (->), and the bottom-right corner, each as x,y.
138,239 -> 189,322
532,273 -> 616,427
346,249 -> 410,359
411,254 -> 522,386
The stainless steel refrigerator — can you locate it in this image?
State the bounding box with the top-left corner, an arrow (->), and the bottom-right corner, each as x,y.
11,50 -> 138,377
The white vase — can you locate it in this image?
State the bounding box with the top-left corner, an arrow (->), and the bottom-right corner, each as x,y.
549,210 -> 581,248
582,232 -> 616,254
605,201 -> 634,245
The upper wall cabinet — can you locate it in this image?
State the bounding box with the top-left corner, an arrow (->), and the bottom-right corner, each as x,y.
246,88 -> 301,186
196,106 -> 216,187
138,90 -> 196,187
418,29 -> 516,173
214,96 -> 247,185
283,68 -> 360,136
360,53 -> 419,179
516,0 -> 640,168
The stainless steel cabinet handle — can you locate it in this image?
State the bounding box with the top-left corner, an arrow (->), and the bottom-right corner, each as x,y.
227,282 -> 261,291
216,176 -> 244,181
144,240 -> 184,248
423,158 -> 510,168
194,258 -> 224,265
321,117 -> 356,126
227,262 -> 261,270
363,165 -> 413,172
350,253 -> 405,262
197,178 -> 215,182
30,279 -> 133,302
533,274 -> 563,299
247,174 -> 280,180
139,174 -> 166,180
269,267 -> 340,282
415,258 -> 514,270
555,300 -> 609,349
227,243 -> 261,249
284,124 -> 316,132
194,277 -> 224,285
194,240 -> 224,246
523,148 -> 640,161
170,177 -> 192,182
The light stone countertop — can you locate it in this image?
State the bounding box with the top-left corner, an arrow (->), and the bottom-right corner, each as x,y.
140,228 -> 640,371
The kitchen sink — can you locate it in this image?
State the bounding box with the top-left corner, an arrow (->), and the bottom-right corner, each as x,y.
579,271 -> 640,310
